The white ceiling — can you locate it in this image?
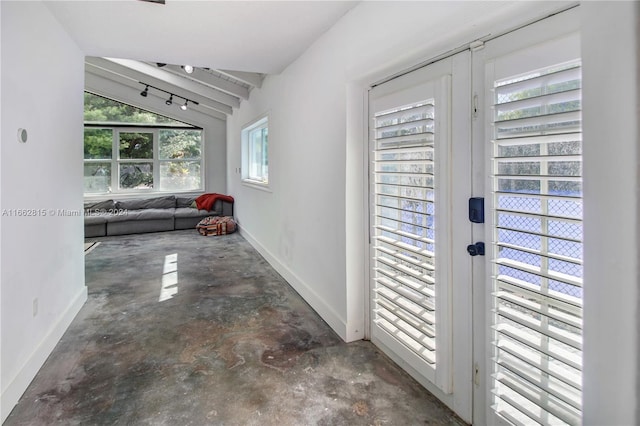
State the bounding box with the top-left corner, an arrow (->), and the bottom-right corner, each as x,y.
46,0 -> 359,74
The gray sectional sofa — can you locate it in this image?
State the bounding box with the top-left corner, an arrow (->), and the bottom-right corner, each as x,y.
84,195 -> 234,237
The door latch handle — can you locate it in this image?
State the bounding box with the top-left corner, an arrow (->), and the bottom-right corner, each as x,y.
467,242 -> 485,256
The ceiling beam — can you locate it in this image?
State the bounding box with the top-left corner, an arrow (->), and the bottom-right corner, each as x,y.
162,65 -> 250,100
85,62 -> 233,114
102,57 -> 241,109
218,70 -> 264,89
86,58 -> 233,115
85,72 -> 227,123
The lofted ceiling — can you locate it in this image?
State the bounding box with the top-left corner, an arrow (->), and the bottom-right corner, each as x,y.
47,1 -> 358,119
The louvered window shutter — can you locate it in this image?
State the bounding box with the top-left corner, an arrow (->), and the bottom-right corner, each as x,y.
490,62 -> 583,425
372,101 -> 438,366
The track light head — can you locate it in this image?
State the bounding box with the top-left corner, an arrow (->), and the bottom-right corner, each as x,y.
139,82 -> 196,111
183,65 -> 194,74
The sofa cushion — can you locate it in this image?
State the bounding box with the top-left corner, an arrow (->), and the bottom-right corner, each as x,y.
174,207 -> 219,218
116,195 -> 176,210
84,213 -> 110,225
107,208 -> 175,223
84,199 -> 116,212
176,196 -> 196,208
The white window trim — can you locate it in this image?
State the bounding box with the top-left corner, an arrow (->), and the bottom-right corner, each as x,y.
241,114 -> 270,189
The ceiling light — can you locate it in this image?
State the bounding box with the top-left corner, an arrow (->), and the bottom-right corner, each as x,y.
138,82 -> 199,111
183,65 -> 194,74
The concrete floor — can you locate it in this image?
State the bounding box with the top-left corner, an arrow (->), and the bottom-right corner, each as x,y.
5,230 -> 465,425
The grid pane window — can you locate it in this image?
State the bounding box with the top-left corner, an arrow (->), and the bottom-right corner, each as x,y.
84,93 -> 203,196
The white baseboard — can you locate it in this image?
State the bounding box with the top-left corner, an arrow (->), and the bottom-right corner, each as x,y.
1,285 -> 88,423
239,228 -> 348,341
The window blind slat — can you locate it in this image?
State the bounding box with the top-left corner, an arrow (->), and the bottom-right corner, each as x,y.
493,371 -> 581,425
374,102 -> 434,119
494,338 -> 582,390
374,276 -> 435,311
375,287 -> 435,325
495,322 -> 581,372
375,297 -> 436,337
496,273 -> 582,309
496,89 -> 581,117
494,258 -> 583,288
374,244 -> 435,271
375,256 -> 435,287
374,235 -> 435,258
375,317 -> 436,364
375,308 -> 436,351
495,65 -> 581,98
494,305 -> 582,350
494,132 -> 581,148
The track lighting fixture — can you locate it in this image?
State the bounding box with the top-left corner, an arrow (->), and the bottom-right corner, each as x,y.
182,65 -> 194,74
138,82 -> 199,112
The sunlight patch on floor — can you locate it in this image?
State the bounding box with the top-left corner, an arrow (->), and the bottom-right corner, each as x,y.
159,253 -> 178,302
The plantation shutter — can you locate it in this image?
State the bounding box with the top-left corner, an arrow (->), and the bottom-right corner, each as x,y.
372,100 -> 438,365
369,69 -> 454,393
490,61 -> 583,425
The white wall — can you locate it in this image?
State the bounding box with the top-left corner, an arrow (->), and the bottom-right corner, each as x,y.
228,1 -> 639,423
582,2 -> 639,425
1,1 -> 87,422
227,1 -> 577,341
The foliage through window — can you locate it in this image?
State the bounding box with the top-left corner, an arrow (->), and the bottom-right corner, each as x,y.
241,116 -> 269,186
83,93 -> 203,195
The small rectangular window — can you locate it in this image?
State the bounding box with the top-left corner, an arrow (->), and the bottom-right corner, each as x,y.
242,116 -> 269,187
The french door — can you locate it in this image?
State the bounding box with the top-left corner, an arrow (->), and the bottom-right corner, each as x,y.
368,6 -> 582,426
368,51 -> 473,421
476,8 -> 583,426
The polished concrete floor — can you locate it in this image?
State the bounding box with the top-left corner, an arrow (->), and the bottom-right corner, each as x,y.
6,230 -> 465,425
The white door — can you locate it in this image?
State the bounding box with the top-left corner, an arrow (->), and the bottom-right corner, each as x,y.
368,51 -> 473,421
473,7 -> 583,425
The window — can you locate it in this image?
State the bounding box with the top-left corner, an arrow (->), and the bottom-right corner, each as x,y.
242,116 -> 269,186
83,93 -> 203,195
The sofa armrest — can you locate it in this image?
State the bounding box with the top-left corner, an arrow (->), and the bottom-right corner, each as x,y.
214,199 -> 234,217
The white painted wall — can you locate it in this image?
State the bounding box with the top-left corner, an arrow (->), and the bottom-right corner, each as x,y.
84,72 -> 227,195
227,1 -> 578,341
0,1 -> 87,422
582,2 -> 639,425
228,1 -> 639,423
